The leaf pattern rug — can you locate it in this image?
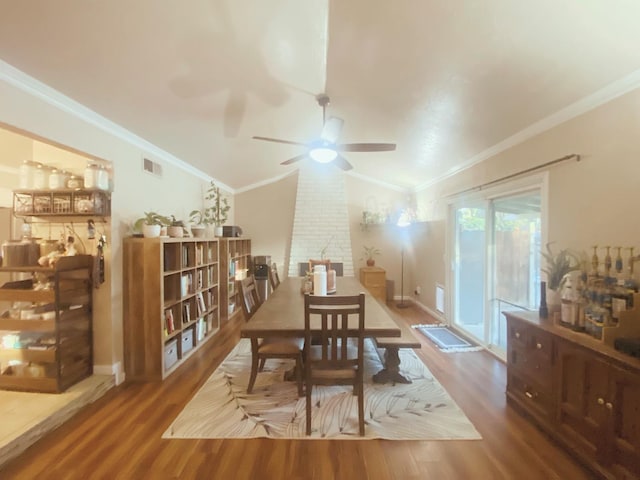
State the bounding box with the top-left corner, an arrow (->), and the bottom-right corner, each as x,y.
163,339 -> 482,440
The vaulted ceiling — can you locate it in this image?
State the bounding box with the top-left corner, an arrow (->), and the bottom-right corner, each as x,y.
1,0 -> 640,192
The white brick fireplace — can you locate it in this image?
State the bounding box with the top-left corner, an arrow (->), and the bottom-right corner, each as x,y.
287,162 -> 354,277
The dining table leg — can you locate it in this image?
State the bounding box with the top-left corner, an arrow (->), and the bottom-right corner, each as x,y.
372,346 -> 412,384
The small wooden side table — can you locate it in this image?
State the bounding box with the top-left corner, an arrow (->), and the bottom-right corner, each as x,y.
359,266 -> 386,302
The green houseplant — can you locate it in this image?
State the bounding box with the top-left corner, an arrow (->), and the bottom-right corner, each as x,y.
541,242 -> 579,311
134,211 -> 171,238
205,181 -> 230,236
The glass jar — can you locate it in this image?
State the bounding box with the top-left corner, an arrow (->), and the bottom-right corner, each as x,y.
96,165 -> 109,190
18,160 -> 37,189
48,168 -> 64,189
84,163 -> 98,189
32,163 -> 49,190
66,174 -> 83,190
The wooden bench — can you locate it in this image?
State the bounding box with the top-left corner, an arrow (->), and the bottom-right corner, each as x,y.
372,319 -> 421,385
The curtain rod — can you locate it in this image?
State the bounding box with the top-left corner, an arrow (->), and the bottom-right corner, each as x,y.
448,153 -> 580,197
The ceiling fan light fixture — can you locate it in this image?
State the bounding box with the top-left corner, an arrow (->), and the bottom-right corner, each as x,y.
309,146 -> 338,163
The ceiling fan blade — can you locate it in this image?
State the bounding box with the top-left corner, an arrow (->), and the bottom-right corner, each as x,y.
332,154 -> 353,171
337,143 -> 396,152
321,116 -> 344,144
281,153 -> 308,165
253,136 -> 306,147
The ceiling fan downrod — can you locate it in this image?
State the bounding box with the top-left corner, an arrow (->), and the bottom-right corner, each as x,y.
316,93 -> 330,124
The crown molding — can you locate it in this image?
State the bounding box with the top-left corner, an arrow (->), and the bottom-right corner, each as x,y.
0,60 -> 235,192
415,68 -> 640,192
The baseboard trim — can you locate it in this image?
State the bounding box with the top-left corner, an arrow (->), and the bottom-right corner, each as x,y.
93,362 -> 125,385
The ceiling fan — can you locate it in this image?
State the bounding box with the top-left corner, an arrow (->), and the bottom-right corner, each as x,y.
252,94 -> 396,171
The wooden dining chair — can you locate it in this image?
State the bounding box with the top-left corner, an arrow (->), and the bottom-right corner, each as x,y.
304,293 -> 366,436
268,262 -> 280,291
239,275 -> 304,396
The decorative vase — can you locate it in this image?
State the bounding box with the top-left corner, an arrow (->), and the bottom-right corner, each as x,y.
191,225 -> 206,238
167,226 -> 184,238
142,224 -> 161,238
214,225 -> 223,237
366,259 -> 375,267
547,288 -> 561,316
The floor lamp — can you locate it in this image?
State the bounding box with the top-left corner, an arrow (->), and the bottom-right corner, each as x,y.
396,246 -> 409,308
396,209 -> 411,308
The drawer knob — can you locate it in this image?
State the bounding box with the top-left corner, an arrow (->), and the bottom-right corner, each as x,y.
536,342 -> 542,349
515,332 -> 521,339
525,391 -> 533,399
605,402 -> 613,410
597,397 -> 605,405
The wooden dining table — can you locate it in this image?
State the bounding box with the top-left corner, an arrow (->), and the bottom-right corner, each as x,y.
240,276 -> 405,382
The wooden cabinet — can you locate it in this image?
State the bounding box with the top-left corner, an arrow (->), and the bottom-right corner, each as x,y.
556,339 -> 640,479
359,267 -> 386,302
123,237 -> 220,381
506,316 -> 555,422
505,311 -> 640,480
0,255 -> 93,393
219,238 -> 251,322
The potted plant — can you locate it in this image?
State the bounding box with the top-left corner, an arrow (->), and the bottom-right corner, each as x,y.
167,215 -> 185,238
205,181 -> 230,237
133,211 -> 171,238
362,246 -> 381,267
541,242 -> 579,311
188,209 -> 210,238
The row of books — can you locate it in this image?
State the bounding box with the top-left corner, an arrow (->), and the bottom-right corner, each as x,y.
164,292 -> 216,336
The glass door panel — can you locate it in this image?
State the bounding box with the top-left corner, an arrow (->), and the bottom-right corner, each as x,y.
453,205 -> 486,341
450,187 -> 542,360
489,192 -> 541,355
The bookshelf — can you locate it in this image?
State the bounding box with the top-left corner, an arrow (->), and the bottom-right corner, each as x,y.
123,237 -> 220,381
219,238 -> 252,322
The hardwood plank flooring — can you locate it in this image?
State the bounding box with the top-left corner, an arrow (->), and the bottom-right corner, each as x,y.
0,304 -> 595,480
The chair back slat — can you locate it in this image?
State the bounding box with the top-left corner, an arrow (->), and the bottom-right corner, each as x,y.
239,275 -> 262,321
269,262 -> 281,290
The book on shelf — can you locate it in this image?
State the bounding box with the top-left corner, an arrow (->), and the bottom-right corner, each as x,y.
165,309 -> 175,334
182,303 -> 191,324
196,292 -> 206,317
197,269 -> 203,290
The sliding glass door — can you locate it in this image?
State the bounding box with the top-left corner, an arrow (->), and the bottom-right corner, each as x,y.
452,204 -> 487,341
450,183 -> 542,358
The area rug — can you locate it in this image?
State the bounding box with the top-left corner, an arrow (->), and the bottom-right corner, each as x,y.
163,338 -> 481,440
413,324 -> 484,353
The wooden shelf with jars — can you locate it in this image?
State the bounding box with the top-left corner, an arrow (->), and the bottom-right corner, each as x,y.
0,255 -> 94,393
123,237 -> 220,381
219,238 -> 252,322
13,189 -> 111,217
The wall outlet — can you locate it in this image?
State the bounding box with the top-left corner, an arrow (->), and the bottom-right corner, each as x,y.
414,286 -> 421,295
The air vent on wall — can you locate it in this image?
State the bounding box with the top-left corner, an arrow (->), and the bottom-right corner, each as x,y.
142,157 -> 163,177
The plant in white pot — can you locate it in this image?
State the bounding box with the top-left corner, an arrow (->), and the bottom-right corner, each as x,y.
205,181 -> 230,237
541,242 -> 579,313
133,212 -> 171,238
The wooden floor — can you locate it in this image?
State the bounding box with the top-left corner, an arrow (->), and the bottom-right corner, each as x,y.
0,304 -> 595,480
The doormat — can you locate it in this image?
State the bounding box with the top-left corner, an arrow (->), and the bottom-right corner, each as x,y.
413,324 -> 484,353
